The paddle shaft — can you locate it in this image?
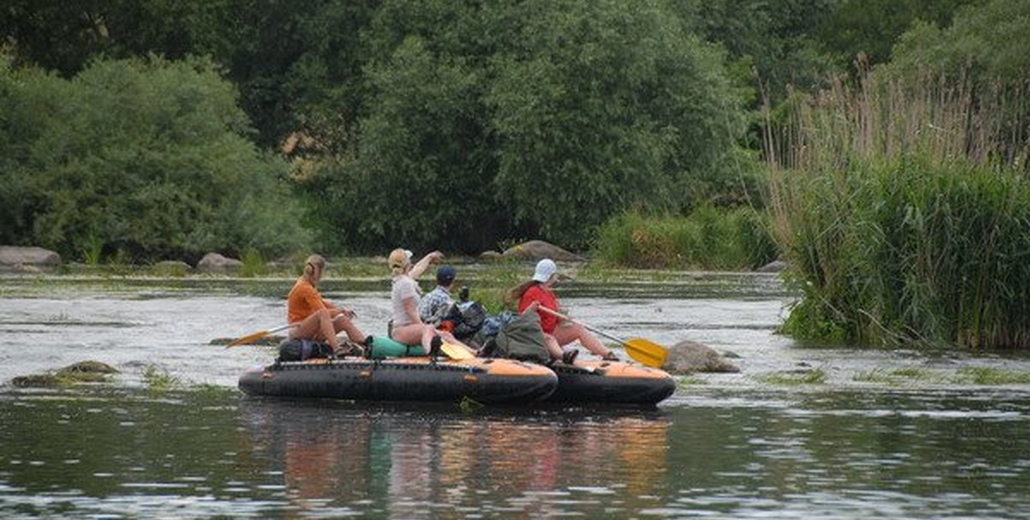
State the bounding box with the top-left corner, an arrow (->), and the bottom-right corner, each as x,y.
537,306 -> 668,367
538,306 -> 627,345
227,310 -> 358,348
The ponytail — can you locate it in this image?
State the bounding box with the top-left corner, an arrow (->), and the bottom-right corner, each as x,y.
303,254 -> 326,281
504,279 -> 538,308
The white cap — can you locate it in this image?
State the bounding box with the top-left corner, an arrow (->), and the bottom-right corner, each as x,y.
532,258 -> 557,282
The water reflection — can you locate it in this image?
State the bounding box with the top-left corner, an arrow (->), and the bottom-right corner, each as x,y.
237,399 -> 671,518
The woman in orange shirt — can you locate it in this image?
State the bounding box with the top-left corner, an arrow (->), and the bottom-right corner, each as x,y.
287,254 -> 365,355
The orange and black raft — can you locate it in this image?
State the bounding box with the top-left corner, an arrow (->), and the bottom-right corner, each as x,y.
546,360 -> 676,405
238,356 -> 559,405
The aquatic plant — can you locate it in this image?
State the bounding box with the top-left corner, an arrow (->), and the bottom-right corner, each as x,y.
758,368 -> 826,385
957,367 -> 1030,385
142,365 -> 179,393
768,70 -> 1030,349
458,396 -> 484,412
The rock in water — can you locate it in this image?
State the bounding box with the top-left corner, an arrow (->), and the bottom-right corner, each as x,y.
663,340 -> 740,374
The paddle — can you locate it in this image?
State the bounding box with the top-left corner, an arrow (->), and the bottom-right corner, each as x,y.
226,323 -> 297,348
538,306 -> 668,368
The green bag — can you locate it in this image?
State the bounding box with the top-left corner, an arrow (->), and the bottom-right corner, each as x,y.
493,311 -> 551,364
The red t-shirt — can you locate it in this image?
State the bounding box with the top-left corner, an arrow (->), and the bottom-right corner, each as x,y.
518,284 -> 560,333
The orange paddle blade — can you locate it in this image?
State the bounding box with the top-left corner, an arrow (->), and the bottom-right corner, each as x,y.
623,337 -> 668,368
227,330 -> 271,348
226,323 -> 294,349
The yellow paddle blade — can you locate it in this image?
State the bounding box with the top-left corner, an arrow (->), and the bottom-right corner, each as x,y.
441,342 -> 475,360
623,337 -> 668,368
226,330 -> 270,348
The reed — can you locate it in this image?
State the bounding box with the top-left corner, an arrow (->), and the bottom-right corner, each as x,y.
767,70 -> 1030,349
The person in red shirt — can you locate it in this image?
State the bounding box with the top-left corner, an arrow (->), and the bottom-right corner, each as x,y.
287,254 -> 365,355
506,258 -> 619,362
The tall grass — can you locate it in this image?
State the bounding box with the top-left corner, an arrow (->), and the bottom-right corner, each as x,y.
593,206 -> 778,270
767,72 -> 1030,349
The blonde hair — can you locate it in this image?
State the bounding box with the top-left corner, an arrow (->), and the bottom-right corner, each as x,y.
303,254 -> 326,281
388,248 -> 411,276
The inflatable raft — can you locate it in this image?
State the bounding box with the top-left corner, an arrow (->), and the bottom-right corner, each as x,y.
238,336 -> 676,406
238,356 -> 558,404
546,360 -> 676,405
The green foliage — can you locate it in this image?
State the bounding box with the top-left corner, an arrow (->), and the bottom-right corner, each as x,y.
593,206 -> 778,270
0,55 -> 308,261
883,0 -> 1030,166
815,0 -> 979,69
301,0 -> 754,253
239,247 -> 267,278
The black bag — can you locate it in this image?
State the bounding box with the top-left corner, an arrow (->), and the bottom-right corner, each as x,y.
439,300 -> 489,340
491,310 -> 551,364
277,339 -> 333,362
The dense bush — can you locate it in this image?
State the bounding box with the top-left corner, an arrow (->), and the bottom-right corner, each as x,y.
593,206 -> 778,270
0,55 -> 308,262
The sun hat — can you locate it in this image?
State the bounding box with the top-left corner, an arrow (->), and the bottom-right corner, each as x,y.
532,258 -> 557,282
388,249 -> 413,269
436,265 -> 457,285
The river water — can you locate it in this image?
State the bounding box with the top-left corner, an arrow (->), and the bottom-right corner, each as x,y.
2,273 -> 1030,518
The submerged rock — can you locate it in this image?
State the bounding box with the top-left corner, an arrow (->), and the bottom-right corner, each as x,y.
663,340 -> 740,374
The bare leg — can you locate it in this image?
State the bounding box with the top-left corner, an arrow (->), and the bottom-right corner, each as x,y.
553,322 -> 612,357
332,315 -> 366,344
542,333 -> 565,360
289,308 -> 340,350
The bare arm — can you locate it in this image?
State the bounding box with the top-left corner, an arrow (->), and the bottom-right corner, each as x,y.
409,251 -> 443,280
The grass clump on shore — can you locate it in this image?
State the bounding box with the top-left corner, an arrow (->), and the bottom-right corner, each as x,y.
768,71 -> 1030,350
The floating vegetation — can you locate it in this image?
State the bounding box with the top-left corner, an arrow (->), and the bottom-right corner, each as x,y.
11,361 -> 118,388
458,396 -> 484,413
852,365 -> 1030,386
676,375 -> 707,386
957,367 -> 1030,385
852,367 -> 950,386
759,368 -> 826,386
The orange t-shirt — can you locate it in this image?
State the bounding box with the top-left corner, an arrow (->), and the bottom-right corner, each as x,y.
287,278 -> 336,324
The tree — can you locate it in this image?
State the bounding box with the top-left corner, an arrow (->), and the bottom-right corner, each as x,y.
306,0 -> 752,252
0,55 -> 308,261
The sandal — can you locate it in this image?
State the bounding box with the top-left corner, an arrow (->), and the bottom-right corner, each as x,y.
561,349 -> 579,365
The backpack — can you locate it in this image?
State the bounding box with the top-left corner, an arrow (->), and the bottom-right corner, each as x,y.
439,300 -> 489,340
277,339 -> 333,362
487,310 -> 551,364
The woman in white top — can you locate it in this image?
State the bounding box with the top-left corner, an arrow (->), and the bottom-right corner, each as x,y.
388,248 -> 470,355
